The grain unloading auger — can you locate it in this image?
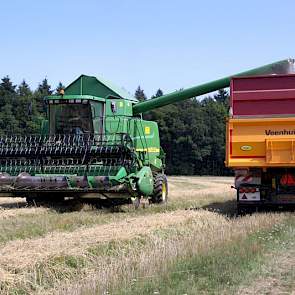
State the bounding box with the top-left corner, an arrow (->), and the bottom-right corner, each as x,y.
0,59 -> 293,208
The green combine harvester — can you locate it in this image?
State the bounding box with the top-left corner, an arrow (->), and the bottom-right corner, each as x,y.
0,59 -> 292,208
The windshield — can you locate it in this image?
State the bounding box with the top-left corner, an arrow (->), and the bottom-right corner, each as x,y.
49,103 -> 94,134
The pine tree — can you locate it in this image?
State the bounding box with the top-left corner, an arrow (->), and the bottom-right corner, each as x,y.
36,78 -> 52,114
0,104 -> 20,135
0,76 -> 17,108
37,78 -> 52,96
134,86 -> 147,101
0,76 -> 16,96
18,80 -> 32,97
55,81 -> 65,94
151,88 -> 164,99
214,89 -> 229,104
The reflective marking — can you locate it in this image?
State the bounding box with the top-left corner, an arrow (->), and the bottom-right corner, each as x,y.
241,145 -> 253,151
136,147 -> 160,153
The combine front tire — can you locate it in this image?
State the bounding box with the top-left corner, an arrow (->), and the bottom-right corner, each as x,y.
150,174 -> 168,204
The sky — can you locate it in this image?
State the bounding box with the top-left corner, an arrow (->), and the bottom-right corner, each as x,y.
0,0 -> 294,97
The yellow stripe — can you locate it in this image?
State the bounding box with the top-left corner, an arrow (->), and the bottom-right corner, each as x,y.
136,147 -> 160,153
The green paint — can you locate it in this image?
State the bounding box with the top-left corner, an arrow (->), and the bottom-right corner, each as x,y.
135,166 -> 154,196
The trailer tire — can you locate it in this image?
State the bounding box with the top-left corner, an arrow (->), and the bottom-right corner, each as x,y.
150,174 -> 168,204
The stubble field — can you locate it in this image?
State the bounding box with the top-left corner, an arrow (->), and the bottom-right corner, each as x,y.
0,176 -> 294,295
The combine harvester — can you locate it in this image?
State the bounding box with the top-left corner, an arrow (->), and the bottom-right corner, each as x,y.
0,59 -> 292,209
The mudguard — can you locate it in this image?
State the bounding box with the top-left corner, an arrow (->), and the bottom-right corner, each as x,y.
136,166 -> 154,196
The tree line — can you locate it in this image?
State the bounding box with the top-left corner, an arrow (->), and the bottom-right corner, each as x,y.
0,76 -> 64,135
0,76 -> 230,175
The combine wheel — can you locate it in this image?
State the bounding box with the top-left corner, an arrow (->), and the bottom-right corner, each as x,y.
150,174 -> 168,204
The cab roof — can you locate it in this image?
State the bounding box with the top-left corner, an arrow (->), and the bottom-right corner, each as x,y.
63,74 -> 138,102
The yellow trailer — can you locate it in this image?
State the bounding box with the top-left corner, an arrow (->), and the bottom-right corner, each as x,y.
226,74 -> 295,213
226,117 -> 295,168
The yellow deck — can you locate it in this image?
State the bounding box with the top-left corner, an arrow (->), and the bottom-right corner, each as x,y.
226,117 -> 295,168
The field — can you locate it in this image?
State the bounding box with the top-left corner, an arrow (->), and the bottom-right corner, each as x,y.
0,176 -> 294,295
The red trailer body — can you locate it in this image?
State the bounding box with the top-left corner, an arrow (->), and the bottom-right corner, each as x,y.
230,74 -> 295,117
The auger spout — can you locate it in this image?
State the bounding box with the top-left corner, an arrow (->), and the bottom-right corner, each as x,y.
133,58 -> 295,115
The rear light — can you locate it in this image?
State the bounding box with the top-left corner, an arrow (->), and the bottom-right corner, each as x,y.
239,187 -> 258,193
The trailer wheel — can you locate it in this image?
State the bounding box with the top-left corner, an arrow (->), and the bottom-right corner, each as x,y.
150,174 -> 168,204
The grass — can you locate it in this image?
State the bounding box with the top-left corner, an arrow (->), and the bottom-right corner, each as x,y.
0,195 -> 221,244
0,209 -> 126,243
116,216 -> 295,295
0,175 -> 235,244
1,211 -> 286,295
2,176 -> 292,295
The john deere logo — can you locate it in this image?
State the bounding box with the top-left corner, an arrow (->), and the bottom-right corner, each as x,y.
241,145 -> 252,151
